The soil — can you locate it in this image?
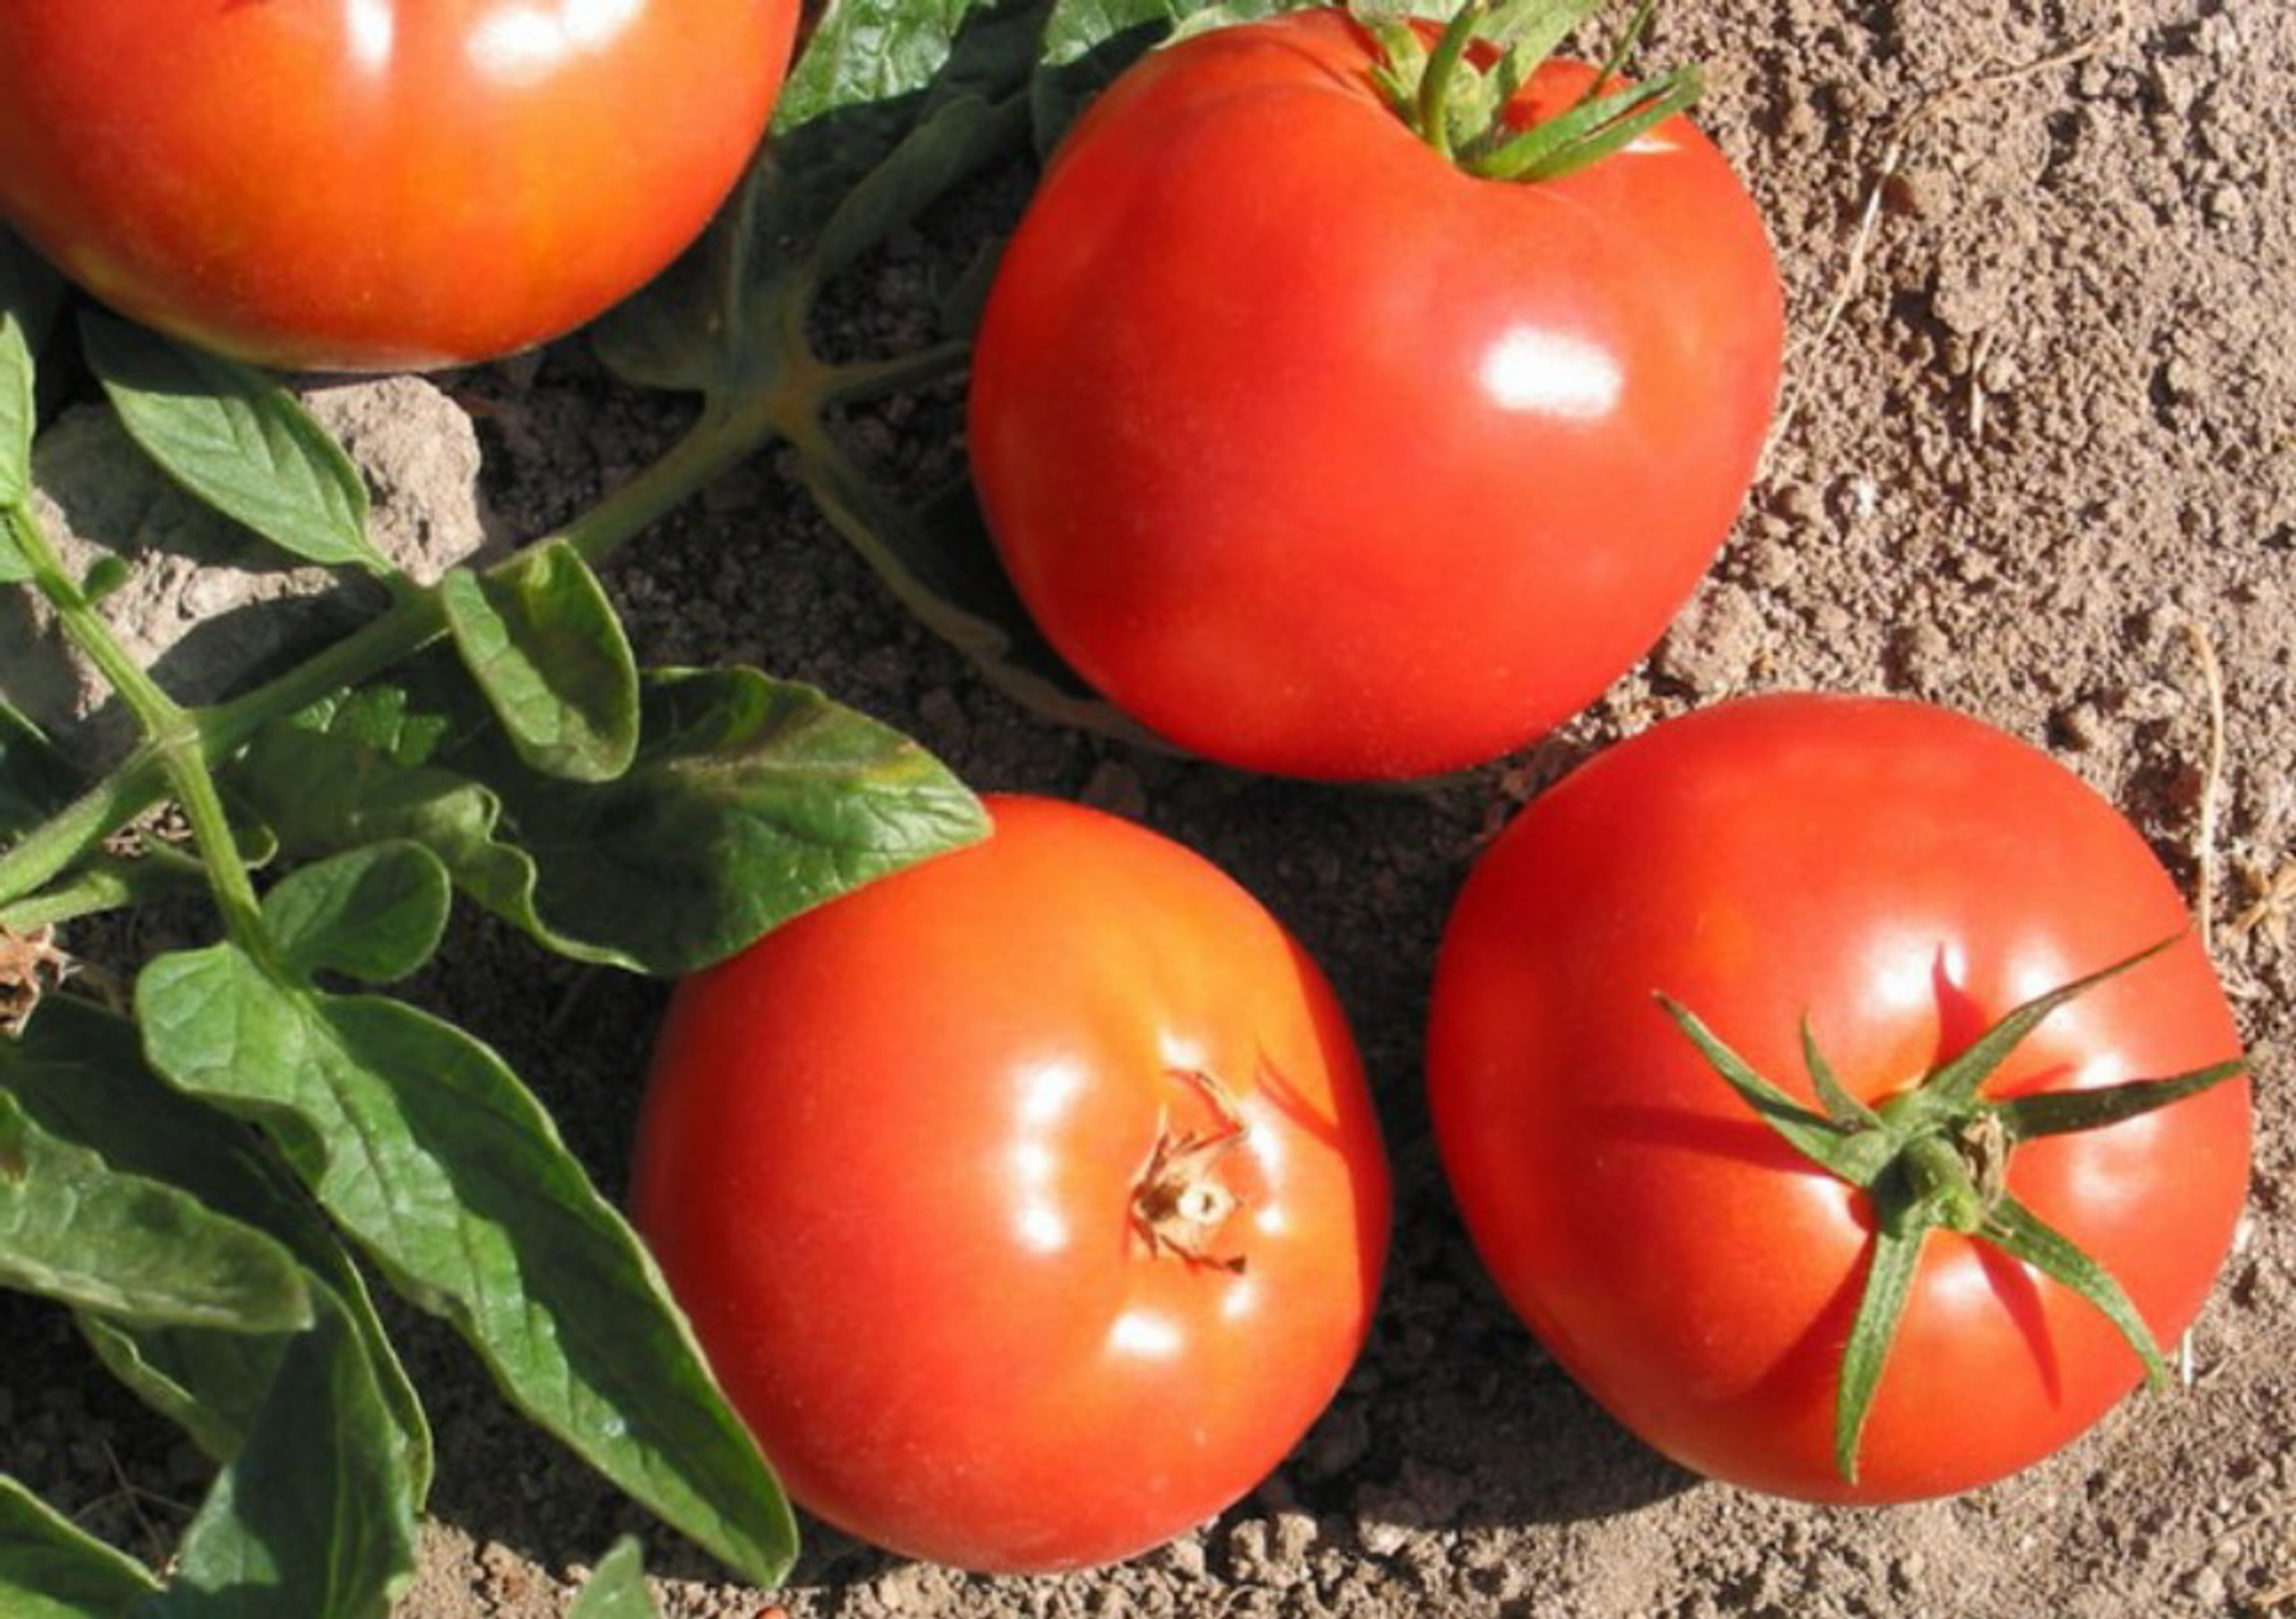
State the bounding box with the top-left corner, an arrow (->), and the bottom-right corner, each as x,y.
5,0 -> 2295,1615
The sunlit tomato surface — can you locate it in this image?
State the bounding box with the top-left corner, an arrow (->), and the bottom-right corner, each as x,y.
1427,694 -> 2251,1501
632,794 -> 1391,1571
967,8 -> 1782,780
0,1 -> 800,370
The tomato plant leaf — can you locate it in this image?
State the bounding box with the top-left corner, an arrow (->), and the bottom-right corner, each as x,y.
0,499 -> 30,586
0,1473 -> 161,1616
567,1538 -> 658,1619
76,313 -> 385,576
230,698 -> 641,971
595,0 -> 1038,401
260,842 -> 453,988
235,667 -> 987,976
77,1314 -> 291,1466
1031,0 -> 1288,152
0,1087 -> 312,1333
148,1287 -> 418,1619
135,946 -> 800,1588
3,997 -> 431,1491
439,541 -> 640,784
773,0 -> 1042,205
0,309 -> 32,512
454,664 -> 992,975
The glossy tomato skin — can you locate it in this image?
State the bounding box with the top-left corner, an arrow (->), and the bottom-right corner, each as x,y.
0,1 -> 799,370
632,794 -> 1390,1571
1426,694 -> 2250,1502
967,9 -> 1782,780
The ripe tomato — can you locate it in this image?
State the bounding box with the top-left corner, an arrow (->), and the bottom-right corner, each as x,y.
1426,693 -> 2251,1501
0,1 -> 799,370
967,7 -> 1782,780
631,794 -> 1390,1571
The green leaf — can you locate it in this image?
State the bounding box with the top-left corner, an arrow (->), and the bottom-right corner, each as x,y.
774,0 -> 1043,185
77,1315 -> 290,1467
3,997 -> 430,1489
229,692 -> 638,970
568,1539 -> 659,1619
1474,65 -> 1701,181
1032,0 -> 1292,151
261,842 -> 453,988
0,1088 -> 311,1332
239,666 -> 988,976
0,493 -> 30,584
0,308 -> 32,510
77,313 -> 384,575
473,665 -> 990,973
137,947 -> 799,1587
147,1288 -> 418,1619
593,0 -> 1040,400
774,0 -> 1043,296
1833,1216 -> 1928,1484
440,542 -> 640,783
0,1474 -> 161,1617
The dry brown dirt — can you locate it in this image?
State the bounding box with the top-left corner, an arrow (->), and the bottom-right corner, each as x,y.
5,0 -> 2293,1615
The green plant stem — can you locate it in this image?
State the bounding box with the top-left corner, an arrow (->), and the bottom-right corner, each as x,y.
0,385 -> 799,920
4,500 -> 271,944
815,338 -> 970,412
1416,2 -> 1486,162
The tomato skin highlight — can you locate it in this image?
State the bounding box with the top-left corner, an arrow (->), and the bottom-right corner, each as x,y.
1426,693 -> 2251,1502
632,794 -> 1391,1572
0,1 -> 799,370
967,8 -> 1783,780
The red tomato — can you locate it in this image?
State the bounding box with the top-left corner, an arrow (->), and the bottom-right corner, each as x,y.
1426,694 -> 2251,1501
631,794 -> 1390,1571
0,1 -> 799,370
967,8 -> 1782,780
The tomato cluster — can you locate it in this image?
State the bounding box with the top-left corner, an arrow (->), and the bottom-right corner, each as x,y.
631,3 -> 2245,1565
1,0 -> 2248,1586
629,0 -> 2241,1571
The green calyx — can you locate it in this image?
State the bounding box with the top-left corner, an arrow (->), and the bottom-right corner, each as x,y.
1658,935 -> 2247,1485
1361,0 -> 1702,182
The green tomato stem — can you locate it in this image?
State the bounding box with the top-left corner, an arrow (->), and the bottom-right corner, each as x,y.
1369,0 -> 1702,183
3,499 -> 267,947
1663,934 -> 2247,1484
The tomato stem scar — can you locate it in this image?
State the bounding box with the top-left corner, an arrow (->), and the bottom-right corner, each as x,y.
1131,1066 -> 1250,1274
